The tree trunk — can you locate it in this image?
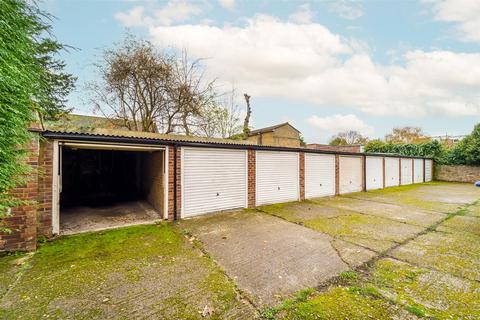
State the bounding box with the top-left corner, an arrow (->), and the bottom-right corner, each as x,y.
243,93 -> 251,139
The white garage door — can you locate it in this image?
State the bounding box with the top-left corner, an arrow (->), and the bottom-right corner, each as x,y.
414,159 -> 424,183
256,151 -> 299,206
305,153 -> 335,198
182,148 -> 247,218
401,158 -> 413,185
385,157 -> 400,187
425,159 -> 433,182
366,157 -> 383,190
339,156 -> 363,194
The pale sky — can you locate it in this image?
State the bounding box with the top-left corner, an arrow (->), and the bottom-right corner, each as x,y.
42,0 -> 480,143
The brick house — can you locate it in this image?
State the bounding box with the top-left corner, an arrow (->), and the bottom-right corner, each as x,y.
246,123 -> 301,147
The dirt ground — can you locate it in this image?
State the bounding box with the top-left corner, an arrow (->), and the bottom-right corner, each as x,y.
60,201 -> 161,234
1,182 -> 479,319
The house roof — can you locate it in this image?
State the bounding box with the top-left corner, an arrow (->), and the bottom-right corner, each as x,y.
248,122 -> 300,135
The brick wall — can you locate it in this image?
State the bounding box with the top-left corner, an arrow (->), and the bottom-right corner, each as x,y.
37,140 -> 53,237
398,158 -> 402,185
299,152 -> 305,200
247,150 -> 256,208
382,157 -> 386,188
141,151 -> 164,214
335,155 -> 340,195
167,146 -> 181,219
361,155 -> 366,192
0,137 -> 40,251
435,165 -> 480,183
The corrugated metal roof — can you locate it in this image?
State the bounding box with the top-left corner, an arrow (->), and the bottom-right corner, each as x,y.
43,127 -> 258,146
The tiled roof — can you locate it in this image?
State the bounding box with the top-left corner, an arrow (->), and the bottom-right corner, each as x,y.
248,122 -> 300,135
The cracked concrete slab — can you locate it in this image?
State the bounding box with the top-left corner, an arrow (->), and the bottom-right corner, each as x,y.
311,196 -> 446,227
437,215 -> 480,236
180,210 -> 349,306
390,231 -> 480,282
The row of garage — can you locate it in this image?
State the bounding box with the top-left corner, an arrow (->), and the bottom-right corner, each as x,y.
181,148 -> 433,218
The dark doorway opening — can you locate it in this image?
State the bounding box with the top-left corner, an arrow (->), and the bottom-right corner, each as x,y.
60,147 -> 164,234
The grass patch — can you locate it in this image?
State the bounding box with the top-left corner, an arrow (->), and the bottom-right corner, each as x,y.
0,224 -> 254,319
269,286 -> 404,320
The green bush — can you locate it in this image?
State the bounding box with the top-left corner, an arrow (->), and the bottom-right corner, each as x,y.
447,124 -> 480,165
364,140 -> 448,164
0,1 -> 74,227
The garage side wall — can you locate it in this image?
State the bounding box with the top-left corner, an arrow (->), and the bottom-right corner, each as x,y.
0,134 -> 54,251
37,140 -> 54,237
168,147 -> 181,220
142,152 -> 164,214
247,150 -> 256,208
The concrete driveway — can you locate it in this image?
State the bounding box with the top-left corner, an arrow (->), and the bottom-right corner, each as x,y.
181,182 -> 480,308
180,210 -> 355,306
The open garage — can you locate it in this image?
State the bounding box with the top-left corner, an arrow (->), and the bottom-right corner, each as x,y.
58,143 -> 166,234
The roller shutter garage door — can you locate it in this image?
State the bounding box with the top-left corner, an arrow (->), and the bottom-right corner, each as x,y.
385,157 -> 400,187
401,158 -> 413,185
366,157 -> 383,190
414,159 -> 424,183
425,159 -> 433,182
305,153 -> 335,198
182,148 -> 247,218
339,156 -> 363,194
256,151 -> 299,206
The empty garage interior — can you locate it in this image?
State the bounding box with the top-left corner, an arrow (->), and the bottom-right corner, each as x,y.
60,145 -> 165,234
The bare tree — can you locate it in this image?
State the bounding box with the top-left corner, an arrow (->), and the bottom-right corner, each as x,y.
89,37 -> 216,135
197,90 -> 242,138
385,126 -> 430,144
243,93 -> 251,138
329,130 -> 369,145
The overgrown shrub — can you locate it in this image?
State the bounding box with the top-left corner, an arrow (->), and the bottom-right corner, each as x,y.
447,124 -> 480,165
0,0 -> 74,227
365,140 -> 448,163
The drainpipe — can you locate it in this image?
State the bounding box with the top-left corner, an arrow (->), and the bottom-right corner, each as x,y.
173,143 -> 178,220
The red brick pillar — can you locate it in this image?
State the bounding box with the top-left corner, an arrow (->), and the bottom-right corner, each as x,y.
247,150 -> 256,208
411,158 -> 415,183
37,141 -> 54,237
0,137 -> 40,251
168,146 -> 181,220
398,158 -> 402,185
362,155 -> 367,192
335,155 -> 340,195
423,159 -> 426,182
382,157 -> 386,189
299,152 -> 305,201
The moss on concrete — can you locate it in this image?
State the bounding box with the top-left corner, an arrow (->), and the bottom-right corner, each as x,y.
437,215 -> 480,236
371,258 -> 480,319
0,224 -> 255,319
391,230 -> 480,282
270,286 -> 410,320
0,253 -> 29,298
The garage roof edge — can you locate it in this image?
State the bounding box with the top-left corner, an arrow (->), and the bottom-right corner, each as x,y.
41,131 -> 433,160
